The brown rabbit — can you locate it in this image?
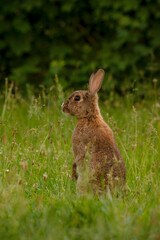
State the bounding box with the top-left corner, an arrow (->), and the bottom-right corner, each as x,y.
62,69 -> 126,194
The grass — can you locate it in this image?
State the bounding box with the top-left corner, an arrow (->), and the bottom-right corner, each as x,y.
0,79 -> 160,240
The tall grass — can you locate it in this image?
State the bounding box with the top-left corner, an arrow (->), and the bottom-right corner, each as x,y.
0,79 -> 160,240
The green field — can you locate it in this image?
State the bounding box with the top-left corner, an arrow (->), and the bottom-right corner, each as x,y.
0,81 -> 160,240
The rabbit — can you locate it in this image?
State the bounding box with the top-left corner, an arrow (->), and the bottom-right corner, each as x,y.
62,69 -> 126,194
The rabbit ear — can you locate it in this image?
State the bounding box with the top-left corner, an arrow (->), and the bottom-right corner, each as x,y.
88,69 -> 105,96
89,71 -> 96,87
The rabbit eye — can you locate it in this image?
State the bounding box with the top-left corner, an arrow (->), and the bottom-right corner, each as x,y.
74,95 -> 80,101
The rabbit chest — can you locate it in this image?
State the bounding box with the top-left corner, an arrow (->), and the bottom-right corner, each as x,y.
72,123 -> 93,157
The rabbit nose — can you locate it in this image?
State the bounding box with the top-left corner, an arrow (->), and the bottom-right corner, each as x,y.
62,99 -> 68,108
61,100 -> 69,112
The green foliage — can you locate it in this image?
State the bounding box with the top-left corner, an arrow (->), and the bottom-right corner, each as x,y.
0,82 -> 160,239
0,0 -> 160,91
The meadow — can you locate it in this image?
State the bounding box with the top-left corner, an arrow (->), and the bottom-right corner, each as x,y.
0,79 -> 160,240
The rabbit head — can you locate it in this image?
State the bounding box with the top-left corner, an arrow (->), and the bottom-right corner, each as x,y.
62,69 -> 104,119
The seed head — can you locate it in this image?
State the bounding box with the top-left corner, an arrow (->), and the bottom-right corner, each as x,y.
43,172 -> 48,181
153,78 -> 158,83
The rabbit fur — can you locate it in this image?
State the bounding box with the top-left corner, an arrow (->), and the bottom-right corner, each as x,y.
62,69 -> 126,194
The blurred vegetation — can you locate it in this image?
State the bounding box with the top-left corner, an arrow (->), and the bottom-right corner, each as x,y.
0,0 -> 160,94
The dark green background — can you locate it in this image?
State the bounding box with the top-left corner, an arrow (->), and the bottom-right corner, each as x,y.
0,0 -> 160,93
